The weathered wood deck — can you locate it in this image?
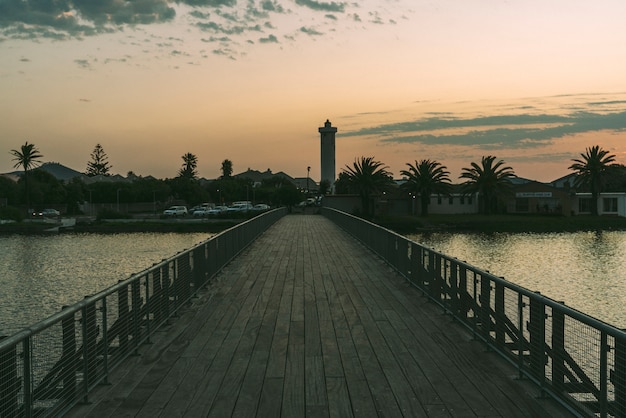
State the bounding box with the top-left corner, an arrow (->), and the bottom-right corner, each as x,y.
67,214 -> 573,417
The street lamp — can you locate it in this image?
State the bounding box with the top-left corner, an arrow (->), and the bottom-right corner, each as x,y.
307,166 -> 310,195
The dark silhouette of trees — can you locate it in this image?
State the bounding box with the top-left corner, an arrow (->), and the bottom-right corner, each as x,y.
401,159 -> 451,216
341,156 -> 394,217
10,141 -> 43,212
86,144 -> 112,176
460,155 -> 515,215
178,152 -> 198,179
221,159 -> 233,179
569,145 -> 616,216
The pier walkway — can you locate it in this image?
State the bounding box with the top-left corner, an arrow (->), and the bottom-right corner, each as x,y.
67,214 -> 573,417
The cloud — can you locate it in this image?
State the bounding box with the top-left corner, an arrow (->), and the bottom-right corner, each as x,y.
259,34 -> 278,43
294,0 -> 346,13
0,0 -> 408,58
344,108 -> 626,150
300,26 -> 324,36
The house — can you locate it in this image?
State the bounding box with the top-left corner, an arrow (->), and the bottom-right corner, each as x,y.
573,192 -> 626,217
505,181 -> 574,215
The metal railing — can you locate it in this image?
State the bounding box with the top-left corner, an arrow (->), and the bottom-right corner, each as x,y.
0,208 -> 286,418
322,207 -> 626,418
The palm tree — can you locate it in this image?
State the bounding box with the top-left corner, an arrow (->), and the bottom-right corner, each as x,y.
568,145 -> 616,215
401,159 -> 451,216
341,156 -> 394,217
460,155 -> 515,215
178,152 -> 198,179
10,141 -> 43,213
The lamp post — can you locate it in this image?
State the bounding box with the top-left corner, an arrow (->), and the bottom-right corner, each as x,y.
307,166 -> 310,196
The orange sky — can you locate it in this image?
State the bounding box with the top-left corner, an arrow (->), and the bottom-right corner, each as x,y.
2,0 -> 626,183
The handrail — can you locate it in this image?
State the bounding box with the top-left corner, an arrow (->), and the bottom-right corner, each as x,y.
322,207 -> 626,418
0,207 -> 286,418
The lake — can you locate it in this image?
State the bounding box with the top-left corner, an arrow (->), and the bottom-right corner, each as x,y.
2,229 -> 625,336
406,230 -> 626,328
0,232 -> 211,336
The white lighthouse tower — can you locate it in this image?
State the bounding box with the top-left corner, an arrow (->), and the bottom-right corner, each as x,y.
318,119 -> 337,193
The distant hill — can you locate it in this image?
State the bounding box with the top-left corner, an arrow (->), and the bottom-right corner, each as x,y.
38,162 -> 87,181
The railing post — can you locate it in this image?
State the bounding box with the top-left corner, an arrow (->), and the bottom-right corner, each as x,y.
494,282 -> 505,349
458,265 -> 469,320
117,283 -> 129,353
131,279 -> 141,355
61,308 -> 77,402
479,277 -> 491,341
614,335 -> 626,418
0,336 -> 19,417
528,293 -> 546,389
83,298 -> 98,393
449,260 -> 458,316
552,303 -> 566,394
100,298 -> 110,385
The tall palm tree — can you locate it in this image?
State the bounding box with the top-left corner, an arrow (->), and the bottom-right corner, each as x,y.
221,159 -> 233,178
568,145 -> 616,216
460,155 -> 515,215
342,156 -> 394,217
401,159 -> 451,216
178,152 -> 198,179
10,141 -> 43,213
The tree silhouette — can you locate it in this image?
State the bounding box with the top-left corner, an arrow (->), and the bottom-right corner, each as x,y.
401,159 -> 451,216
10,141 -> 43,213
341,156 -> 394,217
460,155 -> 515,215
178,152 -> 198,179
569,145 -> 616,215
221,159 -> 233,178
86,143 -> 113,176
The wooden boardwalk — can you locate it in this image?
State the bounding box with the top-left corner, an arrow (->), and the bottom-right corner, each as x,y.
67,214 -> 573,417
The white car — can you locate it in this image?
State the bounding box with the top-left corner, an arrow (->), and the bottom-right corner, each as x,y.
207,206 -> 228,215
251,204 -> 270,211
227,203 -> 253,212
163,206 -> 188,216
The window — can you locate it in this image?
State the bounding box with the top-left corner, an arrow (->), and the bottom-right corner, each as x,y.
437,195 -> 442,205
460,196 -> 465,205
449,197 -> 454,205
515,198 -> 529,212
578,198 -> 593,213
603,198 -> 618,213
468,197 -> 473,205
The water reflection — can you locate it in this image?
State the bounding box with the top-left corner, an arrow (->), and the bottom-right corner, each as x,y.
407,231 -> 626,328
0,232 -> 211,335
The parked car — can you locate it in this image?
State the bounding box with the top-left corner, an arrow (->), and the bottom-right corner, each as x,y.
251,204 -> 270,211
207,206 -> 228,215
192,207 -> 212,217
163,206 -> 188,216
227,203 -> 253,212
35,208 -> 60,217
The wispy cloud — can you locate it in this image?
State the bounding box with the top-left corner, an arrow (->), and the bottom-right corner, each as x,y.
343,99 -> 626,151
0,0 -> 401,58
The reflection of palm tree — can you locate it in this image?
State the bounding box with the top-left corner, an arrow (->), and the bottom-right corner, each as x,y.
10,141 -> 43,214
178,152 -> 198,179
460,155 -> 515,215
569,145 -> 616,216
342,156 -> 393,217
401,159 -> 451,216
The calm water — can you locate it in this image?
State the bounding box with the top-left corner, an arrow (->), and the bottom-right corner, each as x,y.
407,231 -> 626,328
0,232 -> 211,336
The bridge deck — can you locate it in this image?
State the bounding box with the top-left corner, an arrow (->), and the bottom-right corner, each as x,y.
67,214 -> 572,417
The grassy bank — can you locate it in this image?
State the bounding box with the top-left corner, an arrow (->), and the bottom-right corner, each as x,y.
374,214 -> 626,234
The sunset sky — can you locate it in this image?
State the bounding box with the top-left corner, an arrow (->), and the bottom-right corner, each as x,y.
1,0 -> 626,183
